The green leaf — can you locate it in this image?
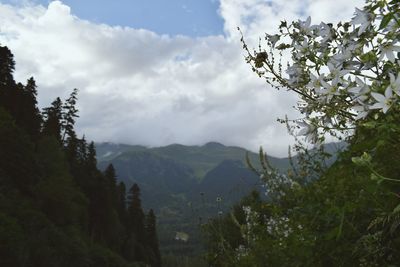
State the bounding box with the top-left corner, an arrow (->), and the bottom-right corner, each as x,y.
336,210 -> 345,241
379,13 -> 393,30
393,204 -> 400,214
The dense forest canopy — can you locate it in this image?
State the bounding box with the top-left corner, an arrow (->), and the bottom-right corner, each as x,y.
0,45 -> 161,267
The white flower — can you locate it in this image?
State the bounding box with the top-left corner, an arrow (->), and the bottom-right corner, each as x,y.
294,38 -> 309,57
297,121 -> 318,143
379,43 -> 400,62
370,87 -> 395,113
327,62 -> 350,81
387,73 -> 400,96
348,77 -> 369,96
318,22 -> 332,42
351,8 -> 371,35
286,64 -> 303,85
299,16 -> 311,30
298,16 -> 316,36
331,47 -> 353,66
352,105 -> 369,120
308,73 -> 324,92
316,75 -> 342,103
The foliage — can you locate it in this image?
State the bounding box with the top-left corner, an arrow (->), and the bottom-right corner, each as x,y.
0,45 -> 161,266
205,1 -> 400,266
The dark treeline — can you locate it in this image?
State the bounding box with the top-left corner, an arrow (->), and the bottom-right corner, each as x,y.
0,45 -> 161,267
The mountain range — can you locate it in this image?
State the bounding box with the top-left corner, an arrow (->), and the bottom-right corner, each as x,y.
95,141 -> 345,256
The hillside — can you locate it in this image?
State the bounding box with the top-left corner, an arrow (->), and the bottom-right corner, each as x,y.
95,141 -> 345,257
95,142 -> 291,256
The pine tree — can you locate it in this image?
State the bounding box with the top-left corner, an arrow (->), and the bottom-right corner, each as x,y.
62,88 -> 79,143
104,164 -> 118,208
0,46 -> 20,124
20,77 -> 42,141
125,183 -> 146,262
116,181 -> 128,228
127,184 -> 145,235
145,209 -> 162,267
104,164 -> 117,188
0,45 -> 15,87
42,97 -> 63,142
87,141 -> 97,171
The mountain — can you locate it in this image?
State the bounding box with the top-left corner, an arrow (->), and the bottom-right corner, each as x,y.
95,141 -> 346,257
96,141 -> 289,211
97,141 -> 290,180
196,159 -> 260,202
95,142 -> 289,256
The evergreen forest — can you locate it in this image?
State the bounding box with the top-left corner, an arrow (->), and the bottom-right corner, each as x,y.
0,45 -> 161,267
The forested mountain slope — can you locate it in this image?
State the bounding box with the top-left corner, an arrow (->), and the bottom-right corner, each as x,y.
0,45 -> 161,267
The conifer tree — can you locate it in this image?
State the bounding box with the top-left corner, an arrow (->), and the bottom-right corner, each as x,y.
104,164 -> 118,208
145,209 -> 162,267
104,164 -> 117,187
21,77 -> 42,141
116,181 -> 128,227
127,184 -> 145,235
0,45 -> 15,87
125,183 -> 146,262
0,46 -> 20,125
77,135 -> 88,164
87,141 -> 97,171
42,97 -> 63,142
62,88 -> 79,142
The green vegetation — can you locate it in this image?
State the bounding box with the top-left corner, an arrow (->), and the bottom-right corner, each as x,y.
96,142 -> 264,261
204,0 -> 400,266
95,141 -> 343,261
0,45 -> 161,267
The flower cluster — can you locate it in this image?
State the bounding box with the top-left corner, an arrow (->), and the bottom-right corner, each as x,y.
244,0 -> 400,143
260,171 -> 297,200
265,215 -> 292,239
242,206 -> 259,243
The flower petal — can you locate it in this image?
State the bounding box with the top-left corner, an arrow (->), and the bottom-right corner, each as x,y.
371,92 -> 385,102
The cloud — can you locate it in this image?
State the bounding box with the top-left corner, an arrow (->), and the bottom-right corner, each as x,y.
0,0 -> 364,157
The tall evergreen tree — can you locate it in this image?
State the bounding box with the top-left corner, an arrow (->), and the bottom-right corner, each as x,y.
87,141 -> 97,171
125,183 -> 146,262
104,164 -> 118,209
104,164 -> 117,188
0,45 -> 15,87
20,77 -> 42,141
42,97 -> 63,142
61,88 -> 79,142
127,184 -> 145,235
0,46 -> 22,128
145,209 -> 162,267
116,181 -> 128,228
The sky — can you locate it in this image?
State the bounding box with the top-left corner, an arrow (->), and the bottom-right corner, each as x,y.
0,0 -> 364,157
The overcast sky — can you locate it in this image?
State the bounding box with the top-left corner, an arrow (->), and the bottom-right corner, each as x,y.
0,0 -> 364,157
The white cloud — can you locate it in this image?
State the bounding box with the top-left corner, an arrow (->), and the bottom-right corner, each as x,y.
0,0 -> 364,157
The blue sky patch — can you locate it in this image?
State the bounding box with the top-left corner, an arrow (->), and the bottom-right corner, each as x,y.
2,0 -> 225,37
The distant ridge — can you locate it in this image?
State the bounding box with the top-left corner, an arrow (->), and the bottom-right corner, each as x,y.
95,141 -> 346,256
